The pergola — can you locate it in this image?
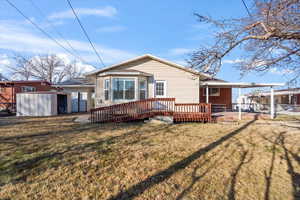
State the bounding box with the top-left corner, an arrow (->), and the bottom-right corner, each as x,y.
200,81 -> 285,119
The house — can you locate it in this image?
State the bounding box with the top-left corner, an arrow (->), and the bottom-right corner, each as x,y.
85,54 -> 232,109
243,88 -> 300,105
0,80 -> 55,111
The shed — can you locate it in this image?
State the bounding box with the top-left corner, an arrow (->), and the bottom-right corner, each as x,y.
16,91 -> 71,116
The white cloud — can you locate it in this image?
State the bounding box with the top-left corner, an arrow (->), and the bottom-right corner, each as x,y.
97,25 -> 126,33
223,59 -> 244,64
270,67 -> 294,75
0,54 -> 11,73
56,53 -> 95,73
48,6 -> 117,20
168,48 -> 193,56
0,20 -> 136,65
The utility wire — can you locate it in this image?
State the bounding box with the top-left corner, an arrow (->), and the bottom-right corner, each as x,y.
66,0 -> 105,67
5,0 -> 88,64
241,0 -> 252,17
28,0 -> 88,64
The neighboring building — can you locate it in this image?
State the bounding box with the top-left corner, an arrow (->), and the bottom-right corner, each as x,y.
85,54 -> 232,108
243,88 -> 300,105
0,80 -> 55,111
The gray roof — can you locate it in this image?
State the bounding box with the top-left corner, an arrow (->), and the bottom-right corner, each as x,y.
57,78 -> 94,86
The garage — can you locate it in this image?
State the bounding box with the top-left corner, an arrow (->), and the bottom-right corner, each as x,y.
16,91 -> 71,116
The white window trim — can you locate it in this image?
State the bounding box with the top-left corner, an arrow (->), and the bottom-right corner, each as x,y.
112,77 -> 138,102
203,88 -> 220,96
139,78 -> 147,100
154,80 -> 167,98
103,78 -> 110,101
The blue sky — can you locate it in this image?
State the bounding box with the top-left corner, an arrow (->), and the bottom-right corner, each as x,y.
0,0 -> 292,92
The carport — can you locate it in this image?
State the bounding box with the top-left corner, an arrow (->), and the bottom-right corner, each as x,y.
200,82 -> 285,119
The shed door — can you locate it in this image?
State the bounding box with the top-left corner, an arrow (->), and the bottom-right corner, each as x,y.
57,94 -> 68,114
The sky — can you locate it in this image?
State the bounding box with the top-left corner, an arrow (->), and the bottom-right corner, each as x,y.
0,0 -> 293,98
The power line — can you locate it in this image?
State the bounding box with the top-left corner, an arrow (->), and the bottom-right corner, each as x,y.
28,0 -> 87,64
66,0 -> 105,67
241,0 -> 252,17
5,0 -> 89,64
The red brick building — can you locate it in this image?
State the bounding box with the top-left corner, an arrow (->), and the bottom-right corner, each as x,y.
0,81 -> 55,111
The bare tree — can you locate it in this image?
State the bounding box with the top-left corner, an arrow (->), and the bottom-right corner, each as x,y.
189,0 -> 300,80
7,54 -> 32,80
8,54 -> 83,83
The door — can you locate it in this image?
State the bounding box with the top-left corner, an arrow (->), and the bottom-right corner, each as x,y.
79,92 -> 87,112
57,94 -> 68,114
155,80 -> 166,98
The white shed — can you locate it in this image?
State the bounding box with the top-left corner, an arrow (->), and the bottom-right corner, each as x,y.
16,92 -> 72,116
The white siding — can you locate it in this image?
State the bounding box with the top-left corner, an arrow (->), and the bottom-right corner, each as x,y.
16,93 -> 60,116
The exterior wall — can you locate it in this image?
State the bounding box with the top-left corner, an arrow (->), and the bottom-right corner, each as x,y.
199,87 -> 232,108
17,93 -> 54,116
60,87 -> 94,111
0,82 -> 54,110
94,58 -> 200,106
16,93 -> 71,116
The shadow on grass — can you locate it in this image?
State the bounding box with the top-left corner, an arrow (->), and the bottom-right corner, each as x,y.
260,130 -> 300,200
279,133 -> 300,200
109,119 -> 257,200
263,133 -> 282,200
0,122 -> 174,186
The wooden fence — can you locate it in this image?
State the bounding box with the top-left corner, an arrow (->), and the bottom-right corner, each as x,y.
90,98 -> 211,123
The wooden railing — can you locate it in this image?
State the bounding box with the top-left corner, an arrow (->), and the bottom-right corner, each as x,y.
174,103 -> 211,122
90,98 -> 175,123
91,98 -> 211,123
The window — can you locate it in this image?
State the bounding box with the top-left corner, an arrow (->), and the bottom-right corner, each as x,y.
113,78 -> 135,100
139,79 -> 147,100
104,79 -> 110,101
203,88 -> 220,96
155,81 -> 166,97
0,87 -> 5,93
21,86 -> 36,92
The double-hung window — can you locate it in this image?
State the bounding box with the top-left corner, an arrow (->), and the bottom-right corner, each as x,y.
139,79 -> 147,100
104,79 -> 110,101
155,80 -> 166,97
113,78 -> 135,100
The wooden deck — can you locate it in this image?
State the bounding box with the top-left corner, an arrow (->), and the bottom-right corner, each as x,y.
90,98 -> 211,123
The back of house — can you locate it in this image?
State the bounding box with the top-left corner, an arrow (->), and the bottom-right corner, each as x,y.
86,54 -> 232,108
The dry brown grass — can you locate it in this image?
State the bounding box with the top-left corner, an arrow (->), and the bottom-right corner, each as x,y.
0,115 -> 299,200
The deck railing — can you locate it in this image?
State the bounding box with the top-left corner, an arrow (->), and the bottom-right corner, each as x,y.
174,103 -> 211,122
90,98 -> 175,123
91,98 -> 211,123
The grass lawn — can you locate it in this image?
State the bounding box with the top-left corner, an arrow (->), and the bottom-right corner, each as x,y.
0,115 -> 299,200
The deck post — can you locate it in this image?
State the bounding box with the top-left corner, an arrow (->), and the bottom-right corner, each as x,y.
238,87 -> 242,120
206,85 -> 209,104
270,86 -> 274,119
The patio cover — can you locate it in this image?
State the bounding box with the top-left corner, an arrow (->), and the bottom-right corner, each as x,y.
200,81 -> 285,119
